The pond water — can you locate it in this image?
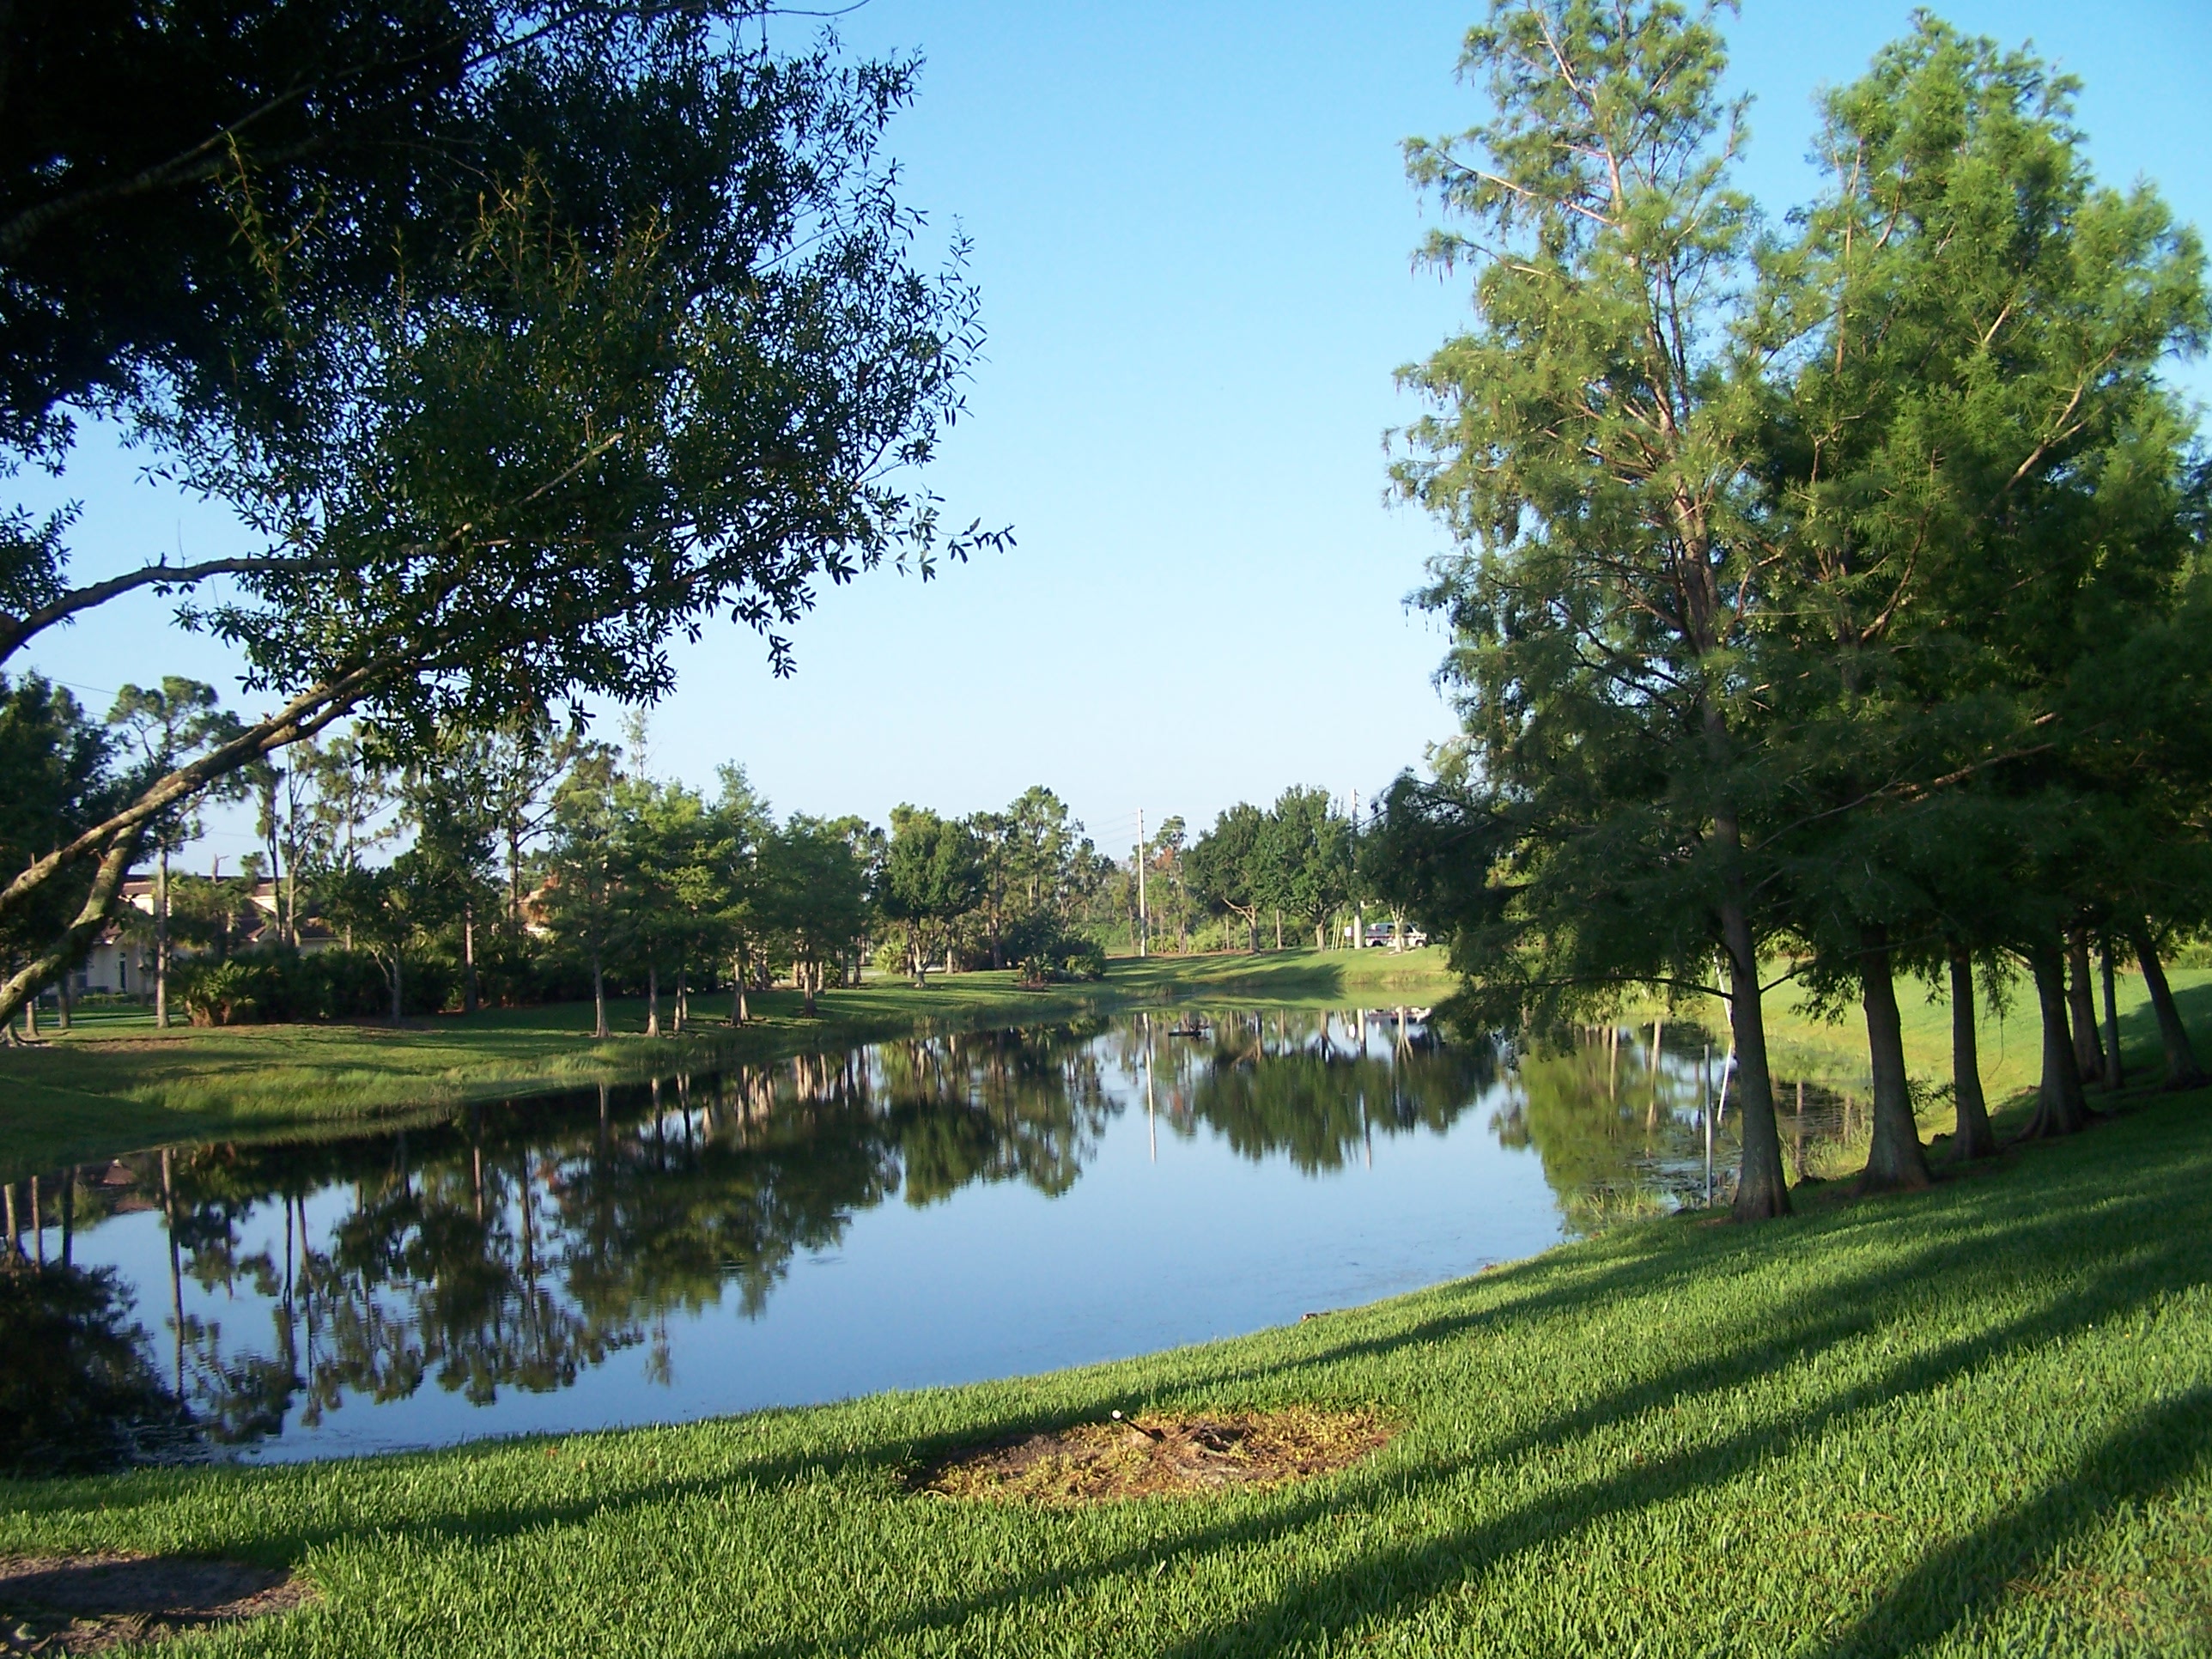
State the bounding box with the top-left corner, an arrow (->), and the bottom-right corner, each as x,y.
0,1008 -> 1853,1470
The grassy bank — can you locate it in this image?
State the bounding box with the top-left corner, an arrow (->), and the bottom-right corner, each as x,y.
0,948 -> 1462,1174
5,1078 -> 2209,1652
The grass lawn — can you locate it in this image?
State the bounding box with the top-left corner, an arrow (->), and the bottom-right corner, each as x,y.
4,1077 -> 2209,1652
0,949 -> 1464,1176
1755,963 -> 2212,1102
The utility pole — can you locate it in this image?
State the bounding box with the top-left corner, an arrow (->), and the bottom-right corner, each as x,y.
1350,788 -> 1362,951
1135,807 -> 1148,958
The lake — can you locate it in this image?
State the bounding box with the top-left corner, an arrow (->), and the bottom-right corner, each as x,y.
0,1007 -> 1851,1470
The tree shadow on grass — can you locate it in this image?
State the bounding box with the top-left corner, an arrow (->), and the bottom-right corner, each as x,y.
1812,1386 -> 2212,1656
597,1119 -> 2212,1657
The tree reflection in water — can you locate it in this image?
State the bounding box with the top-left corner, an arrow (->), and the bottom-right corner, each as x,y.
3,1023 -> 1139,1456
1488,1024 -> 1845,1231
3,1010 -> 1845,1462
1116,1009 -> 1496,1174
0,1264 -> 194,1475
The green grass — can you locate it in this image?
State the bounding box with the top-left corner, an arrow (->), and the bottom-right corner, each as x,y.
5,1081 -> 2209,1653
1754,965 -> 2212,1103
0,949 -> 1462,1176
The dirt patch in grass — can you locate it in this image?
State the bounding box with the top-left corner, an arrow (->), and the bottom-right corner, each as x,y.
0,1553 -> 310,1653
916,1407 -> 1393,1504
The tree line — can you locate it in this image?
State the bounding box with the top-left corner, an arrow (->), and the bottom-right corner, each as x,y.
1365,1 -> 2212,1219
6,690 -> 1144,1033
6,641 -> 1430,1037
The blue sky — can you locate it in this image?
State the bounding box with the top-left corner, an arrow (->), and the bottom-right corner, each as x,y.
19,0 -> 2212,868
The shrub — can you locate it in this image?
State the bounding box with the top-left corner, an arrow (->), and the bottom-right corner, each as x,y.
1005,912 -> 1106,985
177,957 -> 273,1026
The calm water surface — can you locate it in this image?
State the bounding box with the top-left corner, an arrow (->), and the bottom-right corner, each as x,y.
0,1008 -> 1850,1468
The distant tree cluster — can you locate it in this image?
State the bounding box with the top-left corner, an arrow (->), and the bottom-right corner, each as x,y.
1370,2 -> 2212,1218
1,686 -> 1143,1034
1186,788 -> 1373,954
5,676 -> 1449,1036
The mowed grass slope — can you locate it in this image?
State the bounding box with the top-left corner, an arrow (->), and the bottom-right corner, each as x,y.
5,1087 -> 2209,1655
0,950 -> 1463,1174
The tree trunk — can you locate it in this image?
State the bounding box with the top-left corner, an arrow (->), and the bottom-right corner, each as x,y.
1856,925 -> 1932,1193
1720,900 -> 1790,1219
1273,910 -> 1283,951
2021,940 -> 2093,1139
731,947 -> 749,1025
2067,927 -> 2105,1084
1948,945 -> 1996,1161
674,965 -> 688,1035
462,903 -> 479,1015
2100,936 -> 2124,1091
0,827 -> 143,1030
592,951 -> 609,1040
2131,927 -> 2205,1089
56,970 -> 70,1031
1315,921 -> 1326,951
155,841 -> 170,1030
801,958 -> 817,1018
646,962 -> 660,1038
264,812 -> 282,934
390,949 -> 404,1024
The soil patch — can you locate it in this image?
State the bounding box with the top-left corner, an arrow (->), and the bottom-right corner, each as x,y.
916,1407 -> 1393,1504
0,1553 -> 310,1654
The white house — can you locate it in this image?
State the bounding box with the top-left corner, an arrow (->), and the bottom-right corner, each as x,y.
65,875 -> 334,998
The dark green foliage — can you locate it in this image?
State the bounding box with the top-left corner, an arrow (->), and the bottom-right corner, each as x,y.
1187,792 -> 1356,954
173,947 -> 448,1024
759,816 -> 872,1012
0,673 -> 117,964
0,1267 -> 193,1476
1387,3 -> 2212,1206
1002,912 -> 1105,984
1255,787 -> 1352,951
1188,804 -> 1271,951
1745,15 -> 2208,1170
881,807 -> 986,985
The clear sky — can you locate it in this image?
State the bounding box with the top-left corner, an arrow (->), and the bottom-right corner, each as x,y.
18,0 -> 2212,869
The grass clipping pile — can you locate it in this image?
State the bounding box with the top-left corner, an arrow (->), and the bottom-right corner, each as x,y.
920,1407 -> 1391,1504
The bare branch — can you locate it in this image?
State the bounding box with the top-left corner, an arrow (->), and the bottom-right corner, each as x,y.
0,552 -> 335,664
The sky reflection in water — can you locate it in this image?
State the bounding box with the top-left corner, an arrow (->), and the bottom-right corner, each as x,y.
1,1009 -> 1850,1467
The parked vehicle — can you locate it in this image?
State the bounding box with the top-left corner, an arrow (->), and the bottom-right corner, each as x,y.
1344,920 -> 1428,950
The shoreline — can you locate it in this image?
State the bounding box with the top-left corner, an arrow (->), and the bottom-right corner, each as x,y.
0,950 -> 1462,1176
